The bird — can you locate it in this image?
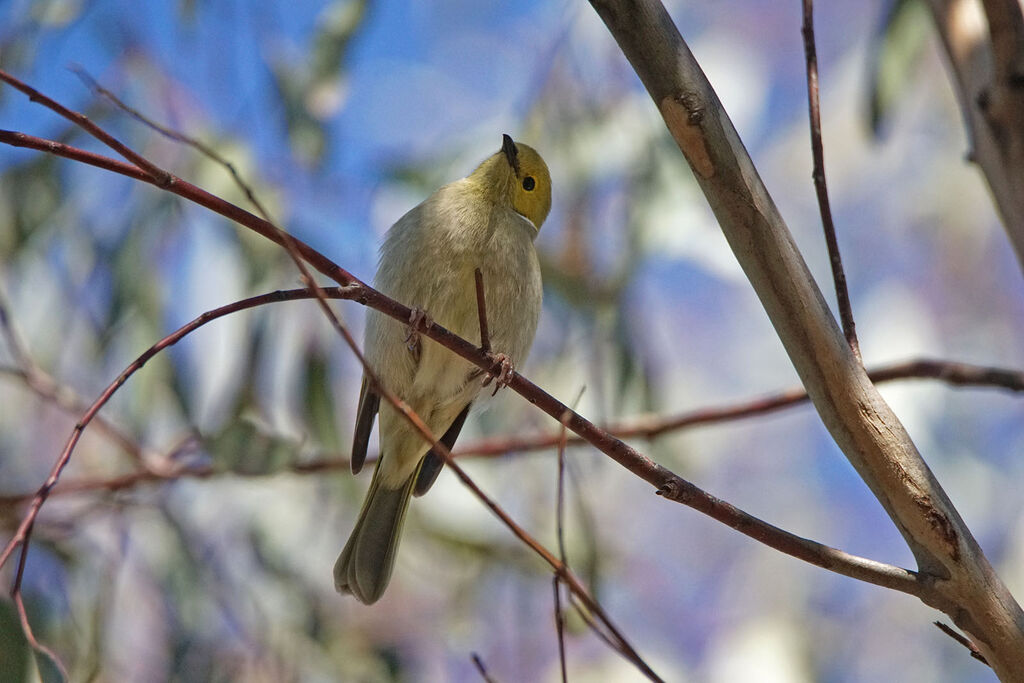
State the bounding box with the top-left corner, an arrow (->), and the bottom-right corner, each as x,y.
335,134 -> 551,604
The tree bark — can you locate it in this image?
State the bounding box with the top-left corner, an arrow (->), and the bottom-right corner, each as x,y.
927,0 -> 1024,272
590,0 -> 1024,676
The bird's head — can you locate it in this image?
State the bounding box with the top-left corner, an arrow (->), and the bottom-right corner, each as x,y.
469,134 -> 552,232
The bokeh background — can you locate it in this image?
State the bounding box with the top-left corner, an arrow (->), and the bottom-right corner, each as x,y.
1,1 -> 1022,681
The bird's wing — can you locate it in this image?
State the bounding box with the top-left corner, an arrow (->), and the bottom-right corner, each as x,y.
351,376 -> 380,475
413,402 -> 472,496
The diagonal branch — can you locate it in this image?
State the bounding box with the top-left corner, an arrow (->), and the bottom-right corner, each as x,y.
0,279 -> 922,605
0,71 -> 948,627
0,290 -> 149,467
0,126 -> 923,599
458,357 -> 1024,456
589,0 -> 1024,675
1,356 -> 1017,506
0,288 -> 357,575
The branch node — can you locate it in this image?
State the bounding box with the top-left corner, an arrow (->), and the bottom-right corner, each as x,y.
656,478 -> 681,501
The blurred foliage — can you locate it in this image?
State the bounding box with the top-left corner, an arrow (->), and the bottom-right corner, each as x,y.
0,600 -> 30,683
867,0 -> 932,137
269,0 -> 371,166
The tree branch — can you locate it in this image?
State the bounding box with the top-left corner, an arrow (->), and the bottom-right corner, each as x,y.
0,69 -> 990,655
926,0 -> 1024,271
0,290 -> 150,468
0,288 -> 357,575
0,279 -> 922,601
588,0 -> 1024,675
1,355 -> 1016,506
0,126 -> 916,598
801,0 -> 860,360
458,357 -> 1024,456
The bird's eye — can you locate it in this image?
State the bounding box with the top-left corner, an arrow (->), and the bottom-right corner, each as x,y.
522,176 -> 536,191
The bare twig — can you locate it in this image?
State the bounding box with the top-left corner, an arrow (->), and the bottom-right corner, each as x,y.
934,621 -> 990,666
801,0 -> 859,360
470,653 -> 498,683
0,456 -> 346,507
0,70 -> 170,185
553,393 -> 582,683
0,287 -> 356,574
0,73 -> 925,616
458,357 -> 1024,456
553,577 -> 568,683
555,389 -> 585,566
474,267 -> 491,352
70,65 -> 276,222
14,590 -> 69,682
565,592 -> 622,654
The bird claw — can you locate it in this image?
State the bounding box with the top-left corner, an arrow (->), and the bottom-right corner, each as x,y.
481,353 -> 514,395
404,308 -> 431,363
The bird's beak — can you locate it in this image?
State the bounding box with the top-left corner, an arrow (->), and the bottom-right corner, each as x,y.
502,134 -> 520,177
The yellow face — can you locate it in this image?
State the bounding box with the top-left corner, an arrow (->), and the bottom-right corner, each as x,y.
471,135 -> 552,231
506,140 -> 552,231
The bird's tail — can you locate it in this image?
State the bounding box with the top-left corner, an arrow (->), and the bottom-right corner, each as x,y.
334,460 -> 418,604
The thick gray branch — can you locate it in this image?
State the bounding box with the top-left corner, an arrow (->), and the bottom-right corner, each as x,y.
928,0 -> 1024,272
590,0 -> 1024,676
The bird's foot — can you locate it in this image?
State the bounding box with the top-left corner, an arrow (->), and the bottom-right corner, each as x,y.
404,308 -> 432,363
481,352 -> 514,395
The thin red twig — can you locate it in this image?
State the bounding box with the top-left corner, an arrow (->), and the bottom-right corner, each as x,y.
1,355 -> 1020,508
457,358 -> 1024,456
0,288 -> 354,574
0,70 -> 170,184
70,65 -> 276,222
2,69 -> 664,678
15,590 -> 69,681
0,73 -> 925,603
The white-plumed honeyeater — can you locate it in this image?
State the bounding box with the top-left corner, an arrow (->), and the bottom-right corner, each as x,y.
335,135 -> 551,604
